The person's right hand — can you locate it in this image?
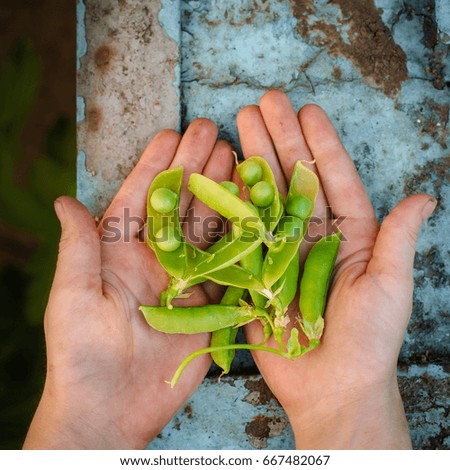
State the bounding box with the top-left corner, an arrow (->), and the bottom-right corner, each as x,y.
23,119 -> 234,449
237,90 -> 436,449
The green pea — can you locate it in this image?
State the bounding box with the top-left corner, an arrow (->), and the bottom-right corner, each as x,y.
220,181 -> 240,197
286,195 -> 312,220
250,181 -> 275,208
239,160 -> 263,186
150,187 -> 177,214
155,226 -> 181,252
237,156 -> 283,232
147,167 -> 186,279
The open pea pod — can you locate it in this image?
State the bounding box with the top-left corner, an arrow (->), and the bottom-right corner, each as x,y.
188,173 -> 272,245
162,234 -> 266,306
140,304 -> 267,334
206,230 -> 234,254
237,156 -> 284,232
147,167 -> 187,279
204,264 -> 266,292
299,231 -> 342,340
240,241 -> 266,308
262,216 -> 304,288
186,233 -> 263,281
261,160 -> 318,288
272,250 -> 300,313
286,160 -> 318,219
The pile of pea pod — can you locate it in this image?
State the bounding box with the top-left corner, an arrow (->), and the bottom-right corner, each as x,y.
140,156 -> 341,387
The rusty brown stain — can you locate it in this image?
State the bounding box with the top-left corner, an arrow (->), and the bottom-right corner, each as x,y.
87,106 -> 102,132
244,378 -> 276,405
332,66 -> 342,81
184,404 -> 193,419
420,103 -> 449,149
245,414 -> 288,449
94,45 -> 112,69
403,155 -> 450,204
290,0 -> 408,96
246,415 -> 270,439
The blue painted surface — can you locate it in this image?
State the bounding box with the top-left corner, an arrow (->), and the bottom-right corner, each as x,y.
159,0 -> 182,43
78,0 -> 449,449
148,376 -> 295,450
436,0 -> 450,43
179,0 -> 450,365
76,0 -> 87,70
76,0 -> 88,204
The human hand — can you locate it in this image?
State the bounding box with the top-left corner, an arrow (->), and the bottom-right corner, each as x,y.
237,90 -> 436,449
23,119 -> 234,449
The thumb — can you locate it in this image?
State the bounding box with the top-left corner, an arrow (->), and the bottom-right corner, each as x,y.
52,196 -> 102,293
367,194 -> 437,281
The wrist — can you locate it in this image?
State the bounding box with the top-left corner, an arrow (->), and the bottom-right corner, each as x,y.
23,384 -> 138,449
287,378 -> 411,449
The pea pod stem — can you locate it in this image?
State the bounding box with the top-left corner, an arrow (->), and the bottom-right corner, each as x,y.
168,339 -> 320,387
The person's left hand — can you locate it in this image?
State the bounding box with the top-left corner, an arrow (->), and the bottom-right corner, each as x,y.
24,119 -> 233,449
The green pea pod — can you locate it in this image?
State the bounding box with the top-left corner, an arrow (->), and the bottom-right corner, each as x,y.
237,156 -> 283,232
240,242 -> 266,308
261,161 -> 318,288
299,231 -> 342,340
206,230 -> 234,254
140,304 -> 267,334
204,264 -> 265,292
287,160 -> 319,219
147,167 -> 187,279
262,216 -> 304,288
273,251 -> 300,312
162,235 -> 265,306
188,173 -> 272,244
210,287 -> 245,374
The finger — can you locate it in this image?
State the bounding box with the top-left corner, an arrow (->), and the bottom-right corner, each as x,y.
236,105 -> 287,195
170,118 -> 218,218
367,194 -> 437,283
185,140 -> 234,249
299,105 -> 375,221
52,196 -> 102,294
100,129 -> 181,236
259,90 -> 313,180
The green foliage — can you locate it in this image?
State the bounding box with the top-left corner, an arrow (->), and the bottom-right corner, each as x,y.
0,41 -> 76,448
0,41 -> 76,325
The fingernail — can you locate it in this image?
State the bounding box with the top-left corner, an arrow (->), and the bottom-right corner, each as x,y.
54,198 -> 65,220
422,196 -> 437,220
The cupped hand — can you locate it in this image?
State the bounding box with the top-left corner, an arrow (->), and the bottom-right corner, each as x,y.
237,90 -> 436,449
24,119 -> 234,449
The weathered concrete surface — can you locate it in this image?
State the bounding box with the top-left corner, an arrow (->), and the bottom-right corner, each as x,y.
148,366 -> 450,450
436,0 -> 450,44
180,0 -> 450,365
78,0 -> 449,450
77,0 -> 180,218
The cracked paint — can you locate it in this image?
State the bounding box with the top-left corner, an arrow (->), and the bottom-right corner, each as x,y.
78,0 -> 449,449
77,0 -> 180,218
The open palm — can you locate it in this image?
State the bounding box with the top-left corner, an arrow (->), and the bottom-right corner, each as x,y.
24,119 -> 234,449
237,91 -> 435,449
